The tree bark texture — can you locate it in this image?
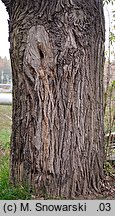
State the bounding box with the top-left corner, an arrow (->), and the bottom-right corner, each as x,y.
2,0 -> 105,198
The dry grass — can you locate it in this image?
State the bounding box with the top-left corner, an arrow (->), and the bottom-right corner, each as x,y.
0,105 -> 12,130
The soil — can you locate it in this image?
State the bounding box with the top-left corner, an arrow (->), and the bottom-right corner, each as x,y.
99,175 -> 115,200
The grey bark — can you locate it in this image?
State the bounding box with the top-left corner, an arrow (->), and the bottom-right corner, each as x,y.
2,0 -> 105,198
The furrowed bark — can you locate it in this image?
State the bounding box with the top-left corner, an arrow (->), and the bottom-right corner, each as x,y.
2,0 -> 105,198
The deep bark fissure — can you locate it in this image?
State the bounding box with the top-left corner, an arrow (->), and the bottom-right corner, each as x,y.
2,0 -> 105,198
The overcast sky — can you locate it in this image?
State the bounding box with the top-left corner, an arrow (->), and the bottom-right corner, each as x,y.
0,0 -> 114,60
0,0 -> 9,59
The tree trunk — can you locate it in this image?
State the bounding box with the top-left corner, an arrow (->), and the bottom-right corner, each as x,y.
3,0 -> 105,198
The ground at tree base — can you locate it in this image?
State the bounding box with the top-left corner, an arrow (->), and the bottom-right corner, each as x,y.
98,175 -> 115,200
33,175 -> 115,200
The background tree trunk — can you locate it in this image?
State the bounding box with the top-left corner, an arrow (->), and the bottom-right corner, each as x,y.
2,0 -> 105,198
